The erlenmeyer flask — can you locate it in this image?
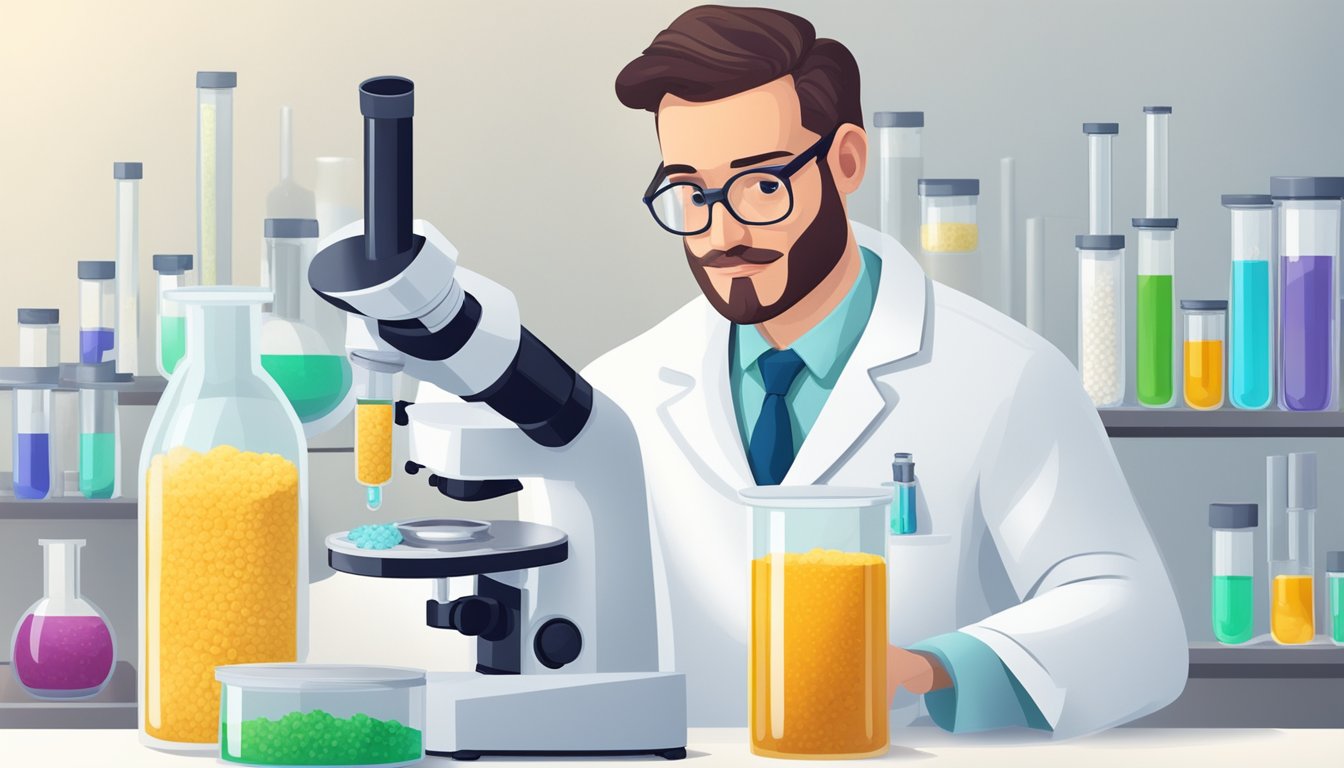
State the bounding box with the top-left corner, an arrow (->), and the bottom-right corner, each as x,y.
10,539 -> 116,699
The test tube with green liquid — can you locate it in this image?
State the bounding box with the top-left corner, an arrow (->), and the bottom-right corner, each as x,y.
1209,503 -> 1257,645
1134,219 -> 1178,407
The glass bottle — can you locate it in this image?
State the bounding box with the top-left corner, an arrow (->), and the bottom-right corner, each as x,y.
1182,300 -> 1227,410
1076,235 -> 1126,407
918,178 -> 981,298
139,287 -> 308,751
10,539 -> 116,699
741,485 -> 890,760
875,111 -> 923,255
1209,503 -> 1257,645
1328,551 -> 1344,646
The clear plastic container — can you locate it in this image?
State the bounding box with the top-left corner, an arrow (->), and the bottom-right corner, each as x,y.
139,287 -> 308,750
740,485 -> 890,760
1271,176 -> 1341,412
1133,218 -> 1179,408
875,111 -> 923,255
918,178 -> 980,298
1076,235 -> 1126,407
1328,551 -> 1343,646
1209,503 -> 1257,645
351,350 -> 402,511
9,539 -> 116,699
215,665 -> 425,767
1144,106 -> 1171,218
78,261 -> 116,366
152,254 -> 192,377
1083,123 -> 1118,235
261,218 -> 352,438
114,162 -> 142,375
265,107 -> 316,220
1223,194 -> 1274,410
1182,300 -> 1227,410
1269,452 -> 1315,645
197,71 -> 236,286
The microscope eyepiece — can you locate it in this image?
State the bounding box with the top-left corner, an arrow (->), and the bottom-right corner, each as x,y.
359,76 -> 415,262
359,76 -> 415,119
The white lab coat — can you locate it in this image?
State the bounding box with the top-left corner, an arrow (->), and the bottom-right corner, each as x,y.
577,221 -> 1188,736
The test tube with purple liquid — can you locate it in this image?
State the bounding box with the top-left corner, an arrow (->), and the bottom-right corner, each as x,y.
78,261 -> 116,366
13,309 -> 60,499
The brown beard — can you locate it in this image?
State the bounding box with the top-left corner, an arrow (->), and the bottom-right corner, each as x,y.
684,162 -> 849,325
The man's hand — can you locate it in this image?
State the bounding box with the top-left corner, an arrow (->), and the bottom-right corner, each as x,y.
888,645 -> 953,703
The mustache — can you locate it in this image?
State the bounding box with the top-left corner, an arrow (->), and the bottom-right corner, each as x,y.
695,245 -> 784,269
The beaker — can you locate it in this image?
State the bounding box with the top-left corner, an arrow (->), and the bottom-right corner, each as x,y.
918,178 -> 980,298
1144,106 -> 1171,218
152,254 -> 192,377
9,539 -> 116,699
114,162 -> 142,375
1269,452 -> 1316,645
1133,218 -> 1179,408
741,485 -> 890,760
875,111 -> 923,255
351,350 -> 403,511
1223,194 -> 1274,410
139,286 -> 308,750
1272,176 -> 1341,412
1182,300 -> 1227,411
261,218 -> 352,438
265,107 -> 316,220
78,260 -> 116,365
197,71 -> 236,285
1209,503 -> 1257,645
1076,235 -> 1126,408
1083,123 -> 1118,235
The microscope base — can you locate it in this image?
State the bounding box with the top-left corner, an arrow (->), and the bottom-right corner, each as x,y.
425,671 -> 686,759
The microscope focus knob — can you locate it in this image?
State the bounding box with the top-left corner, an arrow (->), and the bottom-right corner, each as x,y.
534,618 -> 582,669
445,596 -> 510,642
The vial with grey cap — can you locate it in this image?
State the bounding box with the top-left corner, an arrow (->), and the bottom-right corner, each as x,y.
1209,503 -> 1257,645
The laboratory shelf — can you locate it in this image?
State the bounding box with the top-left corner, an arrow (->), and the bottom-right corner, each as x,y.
0,374 -> 166,405
1100,407 -> 1344,438
1187,638 -> 1344,678
0,661 -> 136,728
0,497 -> 137,520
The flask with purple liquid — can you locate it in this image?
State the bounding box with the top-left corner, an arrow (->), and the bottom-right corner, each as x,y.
9,539 -> 116,699
1271,177 -> 1342,412
78,261 -> 117,366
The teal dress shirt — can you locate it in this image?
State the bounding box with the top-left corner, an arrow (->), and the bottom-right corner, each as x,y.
729,246 -> 1051,734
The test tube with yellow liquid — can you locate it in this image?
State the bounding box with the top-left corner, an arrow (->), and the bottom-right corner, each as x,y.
351,350 -> 403,511
1269,453 -> 1317,644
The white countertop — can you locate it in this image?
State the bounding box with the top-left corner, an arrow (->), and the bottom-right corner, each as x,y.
3,727 -> 1342,767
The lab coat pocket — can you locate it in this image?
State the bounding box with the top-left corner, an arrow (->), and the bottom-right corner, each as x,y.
884,531 -> 956,648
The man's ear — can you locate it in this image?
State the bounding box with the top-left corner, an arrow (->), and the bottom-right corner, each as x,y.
829,123 -> 868,195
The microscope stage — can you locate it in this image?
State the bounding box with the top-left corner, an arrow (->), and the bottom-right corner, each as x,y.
327,520 -> 568,578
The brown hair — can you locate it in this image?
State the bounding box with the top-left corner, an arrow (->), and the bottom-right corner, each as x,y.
614,5 -> 863,136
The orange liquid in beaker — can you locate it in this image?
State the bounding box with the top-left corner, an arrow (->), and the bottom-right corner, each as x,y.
1271,575 -> 1315,645
750,549 -> 887,759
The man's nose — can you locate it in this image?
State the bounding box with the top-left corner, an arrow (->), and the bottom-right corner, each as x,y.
705,202 -> 747,252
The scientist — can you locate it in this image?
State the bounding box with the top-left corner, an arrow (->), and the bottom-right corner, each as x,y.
586,5 -> 1189,735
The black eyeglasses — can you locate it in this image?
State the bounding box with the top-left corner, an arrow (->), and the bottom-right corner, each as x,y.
641,128 -> 839,236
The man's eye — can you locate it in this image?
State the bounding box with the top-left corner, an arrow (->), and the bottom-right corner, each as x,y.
758,180 -> 780,194
690,191 -> 707,206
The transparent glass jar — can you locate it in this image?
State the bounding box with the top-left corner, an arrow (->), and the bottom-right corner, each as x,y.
197,71 -> 236,286
875,111 -> 923,255
918,178 -> 980,298
152,254 -> 192,378
10,539 -> 116,699
741,485 -> 890,760
1223,195 -> 1274,410
114,162 -> 142,376
1083,123 -> 1118,235
1076,235 -> 1126,407
1271,176 -> 1341,412
78,260 -> 117,366
1209,503 -> 1257,645
1182,300 -> 1227,410
1133,218 -> 1179,408
139,287 -> 308,750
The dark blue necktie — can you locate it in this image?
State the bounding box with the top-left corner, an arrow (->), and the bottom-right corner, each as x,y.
747,348 -> 806,485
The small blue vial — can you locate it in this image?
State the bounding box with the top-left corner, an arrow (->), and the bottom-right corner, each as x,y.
891,453 -> 917,535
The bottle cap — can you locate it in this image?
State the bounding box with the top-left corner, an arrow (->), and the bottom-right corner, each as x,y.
1288,452 -> 1317,509
1327,551 -> 1344,573
1208,503 -> 1257,529
874,111 -> 924,128
112,162 -> 142,180
892,452 -> 915,483
196,71 -> 237,89
152,254 -> 193,275
17,308 -> 59,325
77,261 -> 115,280
1082,122 -> 1119,135
264,218 -> 320,239
918,179 -> 979,197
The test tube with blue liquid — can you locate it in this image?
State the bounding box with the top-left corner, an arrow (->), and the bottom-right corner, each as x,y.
1223,195 -> 1274,410
12,309 -> 60,499
889,453 -> 916,535
78,261 -> 116,365
78,384 -> 117,499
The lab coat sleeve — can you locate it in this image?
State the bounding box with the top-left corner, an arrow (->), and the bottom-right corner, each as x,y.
908,631 -> 1050,733
962,346 -> 1188,738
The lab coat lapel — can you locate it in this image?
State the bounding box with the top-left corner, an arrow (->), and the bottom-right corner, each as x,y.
782,222 -> 929,485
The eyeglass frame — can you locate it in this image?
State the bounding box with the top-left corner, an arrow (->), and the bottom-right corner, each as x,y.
641,127 -> 840,236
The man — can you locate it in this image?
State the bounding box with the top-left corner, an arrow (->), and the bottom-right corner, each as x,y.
581,5 -> 1188,735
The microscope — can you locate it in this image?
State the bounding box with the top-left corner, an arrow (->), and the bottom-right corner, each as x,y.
309,77 -> 685,760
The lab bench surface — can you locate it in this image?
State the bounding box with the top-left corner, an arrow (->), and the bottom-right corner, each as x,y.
2,727 -> 1342,767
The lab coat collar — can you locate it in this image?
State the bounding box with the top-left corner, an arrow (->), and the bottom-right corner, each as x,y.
657,220 -> 929,496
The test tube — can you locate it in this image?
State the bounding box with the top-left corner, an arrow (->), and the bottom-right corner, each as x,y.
152,254 -> 192,378
1181,300 -> 1227,410
197,71 -> 236,285
18,308 -> 60,368
262,219 -> 319,308
1144,106 -> 1171,218
918,179 -> 980,298
1076,235 -> 1126,408
1223,195 -> 1274,410
1133,218 -> 1179,408
78,385 -> 117,499
1209,503 -> 1257,645
1328,551 -> 1344,646
78,261 -> 116,366
1271,176 -> 1341,412
875,111 -> 924,255
889,453 -> 916,535
1270,452 -> 1316,645
113,162 -> 141,375
12,311 -> 59,500
351,350 -> 404,511
1083,123 -> 1117,235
